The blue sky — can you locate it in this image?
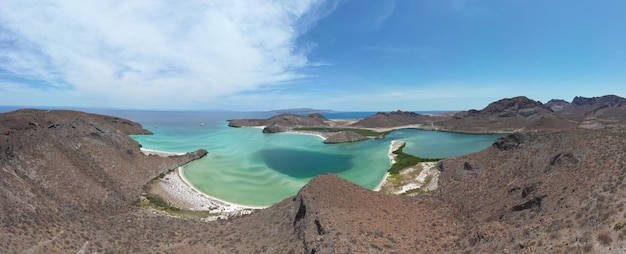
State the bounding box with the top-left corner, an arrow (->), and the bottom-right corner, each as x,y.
1,0 -> 625,111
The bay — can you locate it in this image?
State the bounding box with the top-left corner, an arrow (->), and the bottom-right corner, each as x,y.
124,111 -> 504,206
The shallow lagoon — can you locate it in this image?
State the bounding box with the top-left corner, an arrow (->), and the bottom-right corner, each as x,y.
129,111 -> 504,206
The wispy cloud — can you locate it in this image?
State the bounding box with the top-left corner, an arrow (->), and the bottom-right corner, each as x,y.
371,0 -> 395,29
0,0 -> 336,109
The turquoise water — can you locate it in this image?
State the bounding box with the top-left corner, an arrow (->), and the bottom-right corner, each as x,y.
127,111 -> 505,206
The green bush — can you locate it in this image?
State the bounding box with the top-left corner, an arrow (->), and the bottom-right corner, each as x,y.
388,143 -> 441,175
293,127 -> 391,138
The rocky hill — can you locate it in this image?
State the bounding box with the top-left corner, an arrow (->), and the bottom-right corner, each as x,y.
436,129 -> 626,253
0,109 -> 208,252
556,95 -> 626,123
435,96 -> 576,132
323,131 -> 368,144
228,113 -> 330,131
351,110 -> 442,128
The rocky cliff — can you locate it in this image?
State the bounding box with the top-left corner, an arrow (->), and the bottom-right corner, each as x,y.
545,99 -> 570,111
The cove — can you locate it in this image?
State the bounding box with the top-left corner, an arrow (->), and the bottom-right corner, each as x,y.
128,111 -> 506,206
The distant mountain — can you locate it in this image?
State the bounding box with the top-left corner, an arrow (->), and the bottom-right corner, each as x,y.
555,95 -> 626,123
269,108 -> 335,114
435,96 -> 576,132
350,110 -> 443,128
228,113 -> 330,131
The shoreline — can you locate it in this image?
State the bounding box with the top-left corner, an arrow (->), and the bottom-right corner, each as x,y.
373,140 -> 405,191
140,148 -> 186,157
285,130 -> 329,141
177,167 -> 269,210
142,148 -> 266,218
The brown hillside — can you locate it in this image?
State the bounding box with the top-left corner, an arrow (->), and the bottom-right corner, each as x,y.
436,96 -> 576,132
557,95 -> 626,124
437,129 -> 626,253
351,110 -> 442,128
0,109 -> 208,252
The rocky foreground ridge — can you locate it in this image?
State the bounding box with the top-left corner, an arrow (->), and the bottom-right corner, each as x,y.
0,109 -> 208,252
2,96 -> 626,252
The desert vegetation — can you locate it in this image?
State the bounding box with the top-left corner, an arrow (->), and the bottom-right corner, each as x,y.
388,143 -> 441,175
293,127 -> 391,138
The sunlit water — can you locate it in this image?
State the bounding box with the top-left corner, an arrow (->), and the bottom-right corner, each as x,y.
120,111 -> 504,206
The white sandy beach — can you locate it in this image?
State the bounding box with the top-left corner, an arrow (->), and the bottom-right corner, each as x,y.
141,148 -> 265,220
373,140 -> 405,191
286,130 -> 330,141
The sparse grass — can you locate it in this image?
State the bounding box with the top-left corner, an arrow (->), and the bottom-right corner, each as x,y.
388,143 -> 441,175
293,127 -> 391,137
140,195 -> 220,220
614,222 -> 625,231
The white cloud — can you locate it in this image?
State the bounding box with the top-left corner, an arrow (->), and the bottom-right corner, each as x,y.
0,0 -> 335,109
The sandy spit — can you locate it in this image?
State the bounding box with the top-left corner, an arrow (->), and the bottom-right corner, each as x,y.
373,140 -> 405,191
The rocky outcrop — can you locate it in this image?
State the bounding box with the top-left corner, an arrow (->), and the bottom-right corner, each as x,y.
262,125 -> 289,133
545,99 -> 570,111
322,131 -> 368,144
435,96 -> 576,132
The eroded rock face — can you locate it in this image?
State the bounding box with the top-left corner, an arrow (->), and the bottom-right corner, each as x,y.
545,99 -> 571,111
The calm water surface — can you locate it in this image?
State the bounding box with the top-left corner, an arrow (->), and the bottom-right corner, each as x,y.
121,111 -> 504,206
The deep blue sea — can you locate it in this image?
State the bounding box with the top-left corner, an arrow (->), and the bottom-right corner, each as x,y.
0,107 -> 504,206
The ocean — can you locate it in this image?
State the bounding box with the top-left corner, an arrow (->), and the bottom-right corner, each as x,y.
0,107 -> 504,206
